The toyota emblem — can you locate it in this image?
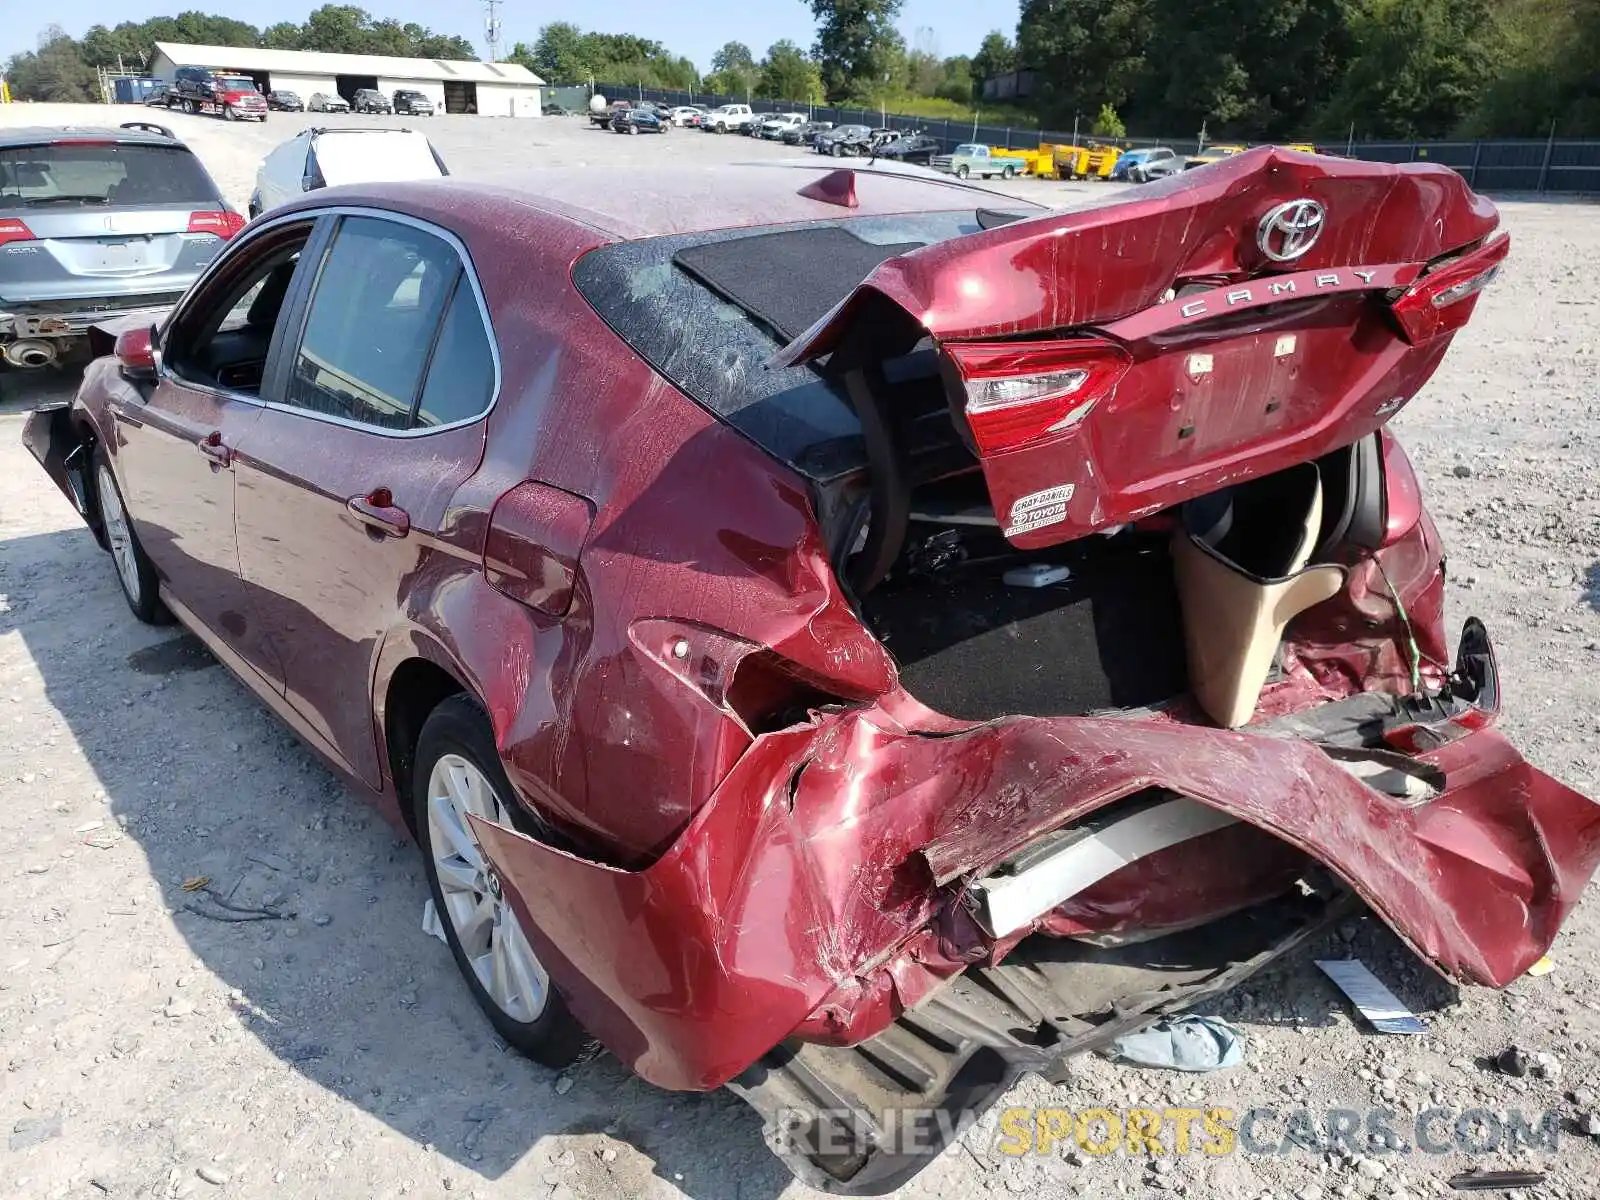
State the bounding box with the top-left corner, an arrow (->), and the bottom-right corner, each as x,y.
1256,199 -> 1325,262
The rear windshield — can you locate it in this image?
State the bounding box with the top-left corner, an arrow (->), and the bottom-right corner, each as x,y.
572,212 -> 994,482
0,142 -> 219,210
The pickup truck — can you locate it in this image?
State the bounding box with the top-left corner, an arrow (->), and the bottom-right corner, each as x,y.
930,143 -> 1029,180
592,99 -> 629,128
702,104 -> 754,134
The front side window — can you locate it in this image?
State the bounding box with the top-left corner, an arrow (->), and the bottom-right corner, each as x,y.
283,215 -> 494,431
414,281 -> 494,428
165,221 -> 313,393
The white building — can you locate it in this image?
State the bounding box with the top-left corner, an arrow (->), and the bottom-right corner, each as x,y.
149,42 -> 544,117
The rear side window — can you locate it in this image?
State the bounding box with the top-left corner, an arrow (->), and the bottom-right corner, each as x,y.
0,143 -> 219,210
283,215 -> 494,431
415,282 -> 494,428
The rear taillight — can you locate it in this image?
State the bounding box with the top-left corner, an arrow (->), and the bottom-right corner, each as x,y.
0,217 -> 35,248
187,210 -> 247,239
1389,234 -> 1510,344
945,337 -> 1133,456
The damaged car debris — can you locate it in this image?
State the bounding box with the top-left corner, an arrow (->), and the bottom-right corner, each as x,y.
23,148 -> 1600,1194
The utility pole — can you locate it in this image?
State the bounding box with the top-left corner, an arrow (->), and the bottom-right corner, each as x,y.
483,0 -> 502,63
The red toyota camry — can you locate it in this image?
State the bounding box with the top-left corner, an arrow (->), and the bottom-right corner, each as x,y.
24,150 -> 1599,1193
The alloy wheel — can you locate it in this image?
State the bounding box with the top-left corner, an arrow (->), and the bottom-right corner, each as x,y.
426,753 -> 549,1023
96,463 -> 142,605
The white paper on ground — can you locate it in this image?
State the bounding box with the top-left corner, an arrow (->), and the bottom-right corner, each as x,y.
1316,958 -> 1427,1034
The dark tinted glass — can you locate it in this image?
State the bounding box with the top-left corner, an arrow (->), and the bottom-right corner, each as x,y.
285,216 -> 456,429
572,212 -> 993,481
415,280 -> 495,428
0,143 -> 219,209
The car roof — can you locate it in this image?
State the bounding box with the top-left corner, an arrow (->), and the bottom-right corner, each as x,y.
316,162 -> 1047,241
0,125 -> 187,150
310,127 -> 429,140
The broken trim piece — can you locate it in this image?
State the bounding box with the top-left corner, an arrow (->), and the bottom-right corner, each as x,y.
968,796 -> 1238,936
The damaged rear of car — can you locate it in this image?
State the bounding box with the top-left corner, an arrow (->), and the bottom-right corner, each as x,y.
467,149 -> 1600,1194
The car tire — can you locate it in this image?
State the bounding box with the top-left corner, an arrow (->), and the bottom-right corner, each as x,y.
956,165 -> 970,179
247,194 -> 261,219
1002,165 -> 1016,179
413,694 -> 589,1068
182,98 -> 195,114
93,454 -> 171,626
224,105 -> 237,121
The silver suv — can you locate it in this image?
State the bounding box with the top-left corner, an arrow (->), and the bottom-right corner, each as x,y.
0,122 -> 242,370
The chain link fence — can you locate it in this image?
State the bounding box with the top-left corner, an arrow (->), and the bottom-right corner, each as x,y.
571,82 -> 1599,194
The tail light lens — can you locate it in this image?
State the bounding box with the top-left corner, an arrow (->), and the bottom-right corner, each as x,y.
1389,234 -> 1510,344
0,217 -> 35,248
187,210 -> 247,239
945,337 -> 1133,456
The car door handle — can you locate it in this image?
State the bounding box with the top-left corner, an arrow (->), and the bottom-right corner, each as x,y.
197,431 -> 231,467
347,489 -> 410,538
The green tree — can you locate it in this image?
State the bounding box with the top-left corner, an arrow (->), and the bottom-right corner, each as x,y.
809,0 -> 905,101
1016,0 -> 1153,125
6,26 -> 100,101
1092,102 -> 1126,136
708,41 -> 756,94
970,30 -> 1014,92
1321,0 -> 1497,137
1467,0 -> 1597,134
525,21 -> 591,81
758,40 -> 824,102
1147,0 -> 1356,137
711,41 -> 755,73
81,24 -> 151,70
297,5 -> 371,53
935,55 -> 973,102
263,22 -> 303,49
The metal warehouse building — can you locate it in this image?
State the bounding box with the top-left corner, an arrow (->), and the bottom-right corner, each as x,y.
149,42 -> 545,116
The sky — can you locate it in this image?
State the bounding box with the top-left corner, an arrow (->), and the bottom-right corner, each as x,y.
3,1 -> 1023,72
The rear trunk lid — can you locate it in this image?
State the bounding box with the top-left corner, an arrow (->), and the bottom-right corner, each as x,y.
776,147 -> 1504,548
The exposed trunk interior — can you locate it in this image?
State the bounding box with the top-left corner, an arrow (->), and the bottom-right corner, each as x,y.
821,342 -> 1390,725
860,504 -> 1189,720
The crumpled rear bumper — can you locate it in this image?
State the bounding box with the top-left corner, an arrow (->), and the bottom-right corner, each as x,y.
469,635 -> 1600,1095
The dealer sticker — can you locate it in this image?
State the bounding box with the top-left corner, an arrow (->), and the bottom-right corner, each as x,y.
1004,484 -> 1075,537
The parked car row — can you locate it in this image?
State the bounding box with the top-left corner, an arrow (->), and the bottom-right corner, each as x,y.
584,97 -> 1321,187
147,68 -> 438,123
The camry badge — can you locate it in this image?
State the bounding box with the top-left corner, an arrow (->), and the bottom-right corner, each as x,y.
1257,199 -> 1325,262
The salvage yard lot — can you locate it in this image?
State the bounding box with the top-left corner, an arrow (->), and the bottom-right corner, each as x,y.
1,103 -> 1599,1200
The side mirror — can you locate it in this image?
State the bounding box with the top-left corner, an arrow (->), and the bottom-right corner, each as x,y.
115,324 -> 159,383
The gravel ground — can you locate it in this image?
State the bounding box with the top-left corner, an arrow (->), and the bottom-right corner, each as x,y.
1,103 -> 1598,1200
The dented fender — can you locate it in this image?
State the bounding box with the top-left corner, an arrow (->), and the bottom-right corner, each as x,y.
469,696 -> 1600,1092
